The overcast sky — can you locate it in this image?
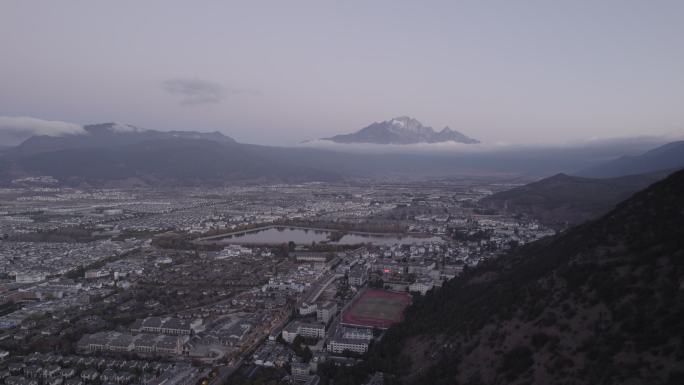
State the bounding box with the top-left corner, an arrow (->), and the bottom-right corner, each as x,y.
1,1 -> 683,146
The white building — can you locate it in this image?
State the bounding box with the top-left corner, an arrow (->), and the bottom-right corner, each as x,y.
327,327 -> 371,354
298,321 -> 326,339
291,363 -> 312,382
282,322 -> 299,344
409,278 -> 435,295
327,337 -> 369,354
15,272 -> 47,283
316,302 -> 337,324
281,320 -> 326,343
340,326 -> 372,341
299,302 -> 318,315
84,269 -> 110,279
348,265 -> 367,287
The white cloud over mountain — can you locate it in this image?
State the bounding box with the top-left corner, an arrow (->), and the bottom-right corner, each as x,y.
0,116 -> 85,145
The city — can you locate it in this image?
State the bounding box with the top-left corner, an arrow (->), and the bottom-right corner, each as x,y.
0,179 -> 555,384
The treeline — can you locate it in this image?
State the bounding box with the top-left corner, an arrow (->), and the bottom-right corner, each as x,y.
280,219 -> 408,234
197,219 -> 409,240
151,233 -> 222,251
197,221 -> 274,238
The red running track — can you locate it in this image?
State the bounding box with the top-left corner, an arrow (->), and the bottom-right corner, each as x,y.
341,289 -> 412,329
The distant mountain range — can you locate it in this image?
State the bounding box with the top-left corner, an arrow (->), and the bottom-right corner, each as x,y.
0,123 -> 339,186
480,139 -> 684,228
480,171 -> 669,228
0,121 -> 681,186
322,116 -> 480,144
10,123 -> 236,156
356,167 -> 684,385
576,140 -> 684,178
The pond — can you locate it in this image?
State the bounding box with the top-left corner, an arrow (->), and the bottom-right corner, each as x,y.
214,226 -> 442,246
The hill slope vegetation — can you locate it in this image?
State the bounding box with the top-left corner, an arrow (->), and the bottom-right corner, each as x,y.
354,168 -> 684,385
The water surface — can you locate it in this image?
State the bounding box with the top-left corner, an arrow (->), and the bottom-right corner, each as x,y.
216,226 -> 441,246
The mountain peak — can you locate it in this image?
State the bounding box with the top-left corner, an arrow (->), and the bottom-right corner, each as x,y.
323,117 -> 480,145
388,116 -> 420,127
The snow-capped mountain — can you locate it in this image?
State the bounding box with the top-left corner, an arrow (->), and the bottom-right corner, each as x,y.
323,116 -> 479,144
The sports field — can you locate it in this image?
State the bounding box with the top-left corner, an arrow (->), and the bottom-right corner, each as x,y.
341,289 -> 412,329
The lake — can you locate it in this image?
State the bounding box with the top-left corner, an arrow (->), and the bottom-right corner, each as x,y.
213,226 -> 442,246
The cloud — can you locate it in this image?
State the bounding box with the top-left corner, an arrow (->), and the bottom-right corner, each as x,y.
297,134 -> 681,156
0,116 -> 86,145
107,122 -> 147,133
298,139 -> 506,154
161,78 -> 258,106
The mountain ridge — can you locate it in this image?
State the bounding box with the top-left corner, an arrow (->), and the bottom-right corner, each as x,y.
323,116 -> 480,145
576,140 -> 684,178
0,124 -> 339,185
2,122 -> 681,186
480,171 -> 670,229
11,122 -> 237,156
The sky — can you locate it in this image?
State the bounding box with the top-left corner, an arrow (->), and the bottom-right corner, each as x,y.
1,0 -> 683,146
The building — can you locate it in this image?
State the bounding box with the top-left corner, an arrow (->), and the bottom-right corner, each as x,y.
348,265 -> 367,287
130,317 -> 198,336
291,362 -> 312,382
282,322 -> 300,344
327,337 -> 369,354
77,331 -> 184,355
216,245 -> 252,259
15,272 -> 47,284
298,321 -> 326,339
340,326 -> 372,341
293,252 -> 328,263
407,261 -> 436,275
409,278 -> 435,295
299,302 -> 318,316
84,269 -> 110,279
327,326 -> 372,354
316,301 -> 337,324
282,321 -> 326,343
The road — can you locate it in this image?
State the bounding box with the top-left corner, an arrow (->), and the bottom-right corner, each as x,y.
302,273 -> 337,304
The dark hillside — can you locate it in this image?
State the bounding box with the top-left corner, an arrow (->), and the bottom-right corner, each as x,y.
356,168 -> 684,385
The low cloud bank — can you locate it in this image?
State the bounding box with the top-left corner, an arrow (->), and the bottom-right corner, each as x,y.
297,135 -> 680,155
0,116 -> 85,145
